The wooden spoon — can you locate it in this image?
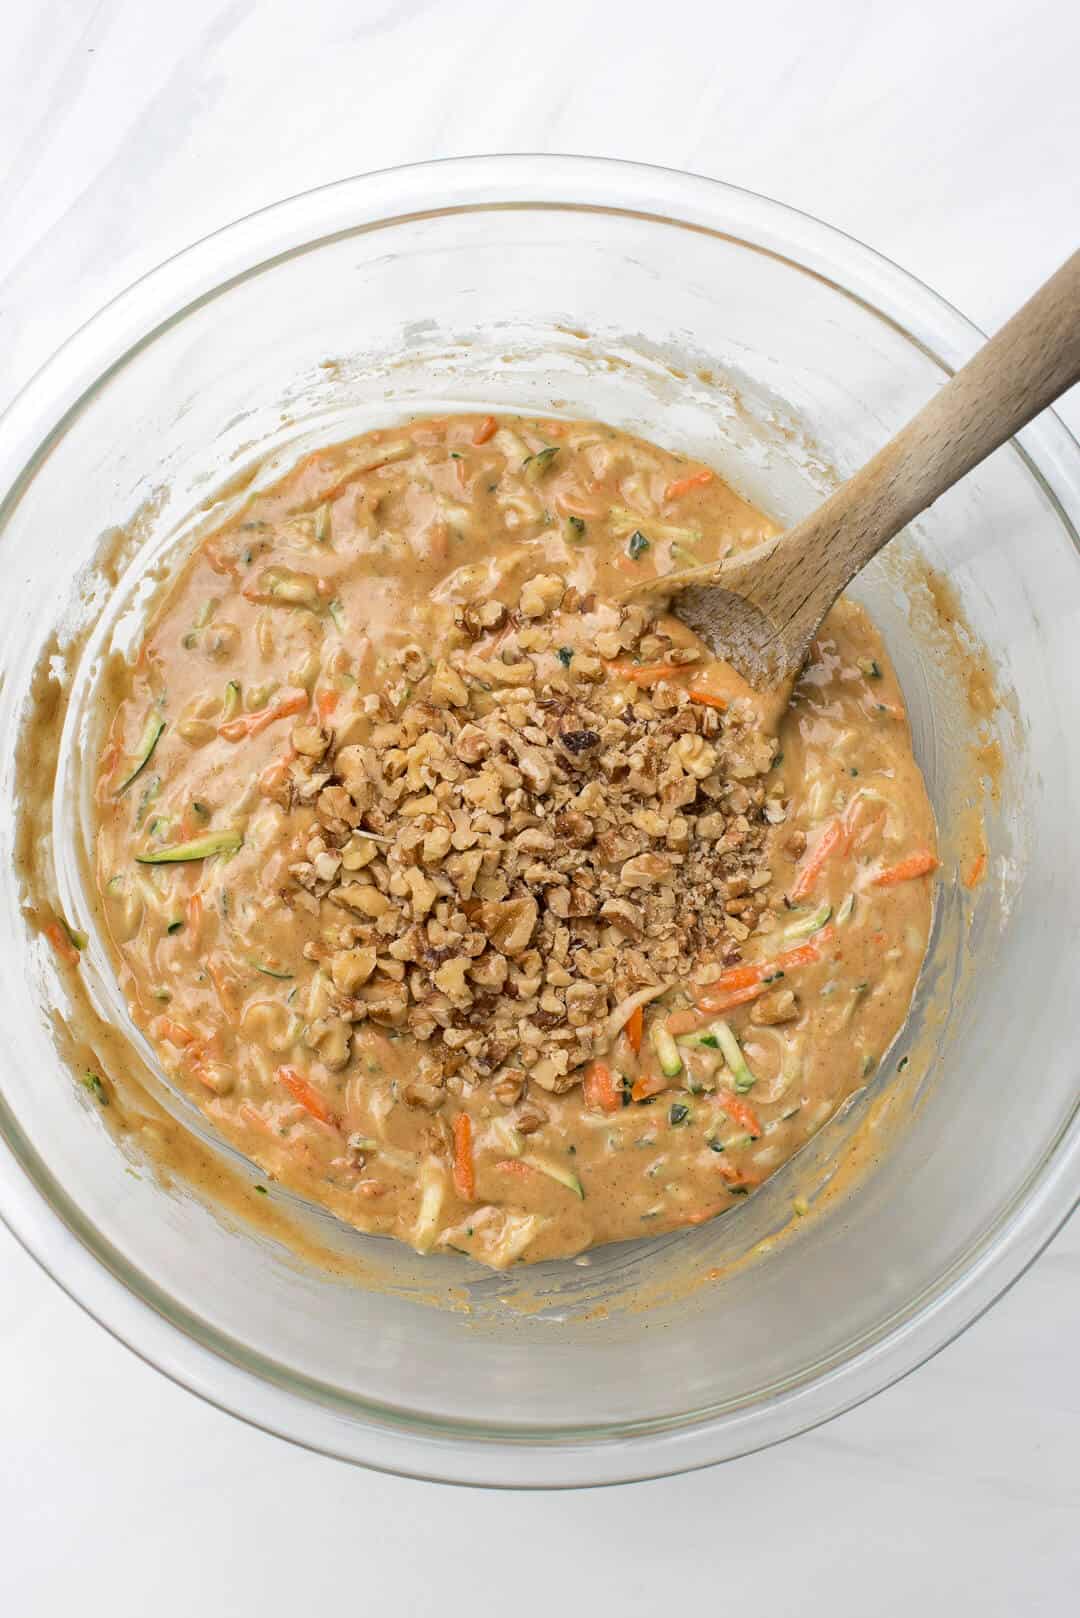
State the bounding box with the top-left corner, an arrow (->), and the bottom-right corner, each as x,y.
629,249 -> 1080,690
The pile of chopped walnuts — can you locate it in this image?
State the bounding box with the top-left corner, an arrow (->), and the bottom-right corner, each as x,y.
281,577 -> 785,1105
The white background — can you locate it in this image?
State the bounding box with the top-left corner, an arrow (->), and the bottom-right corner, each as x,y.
2,1 -> 1077,1611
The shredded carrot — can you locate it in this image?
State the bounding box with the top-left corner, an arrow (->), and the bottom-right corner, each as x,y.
452,1113 -> 476,1201
963,851 -> 987,888
276,1064 -> 337,1128
258,749 -> 293,798
207,955 -> 240,1023
219,688 -> 308,742
427,521 -> 450,564
205,547 -> 241,580
667,980 -> 768,1035
472,415 -> 498,445
316,688 -> 339,721
790,817 -> 849,901
295,448 -> 330,482
714,1159 -> 758,1189
665,1005 -> 711,1037
848,808 -> 886,852
693,931 -> 832,1014
715,1091 -> 762,1137
665,469 -> 714,501
44,921 -> 80,968
555,492 -> 604,519
631,1071 -> 669,1103
606,661 -> 683,687
626,1005 -> 644,1055
873,850 -> 939,887
154,1016 -> 197,1048
99,738 -> 122,781
494,1158 -> 534,1179
186,893 -> 203,935
697,980 -> 771,1017
475,620 -> 515,662
188,1057 -> 226,1094
239,1102 -> 273,1135
687,689 -> 729,710
583,1059 -> 621,1114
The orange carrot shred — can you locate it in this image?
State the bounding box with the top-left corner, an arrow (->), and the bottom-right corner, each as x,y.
687,689 -> 729,710
207,955 -> 240,1024
631,1071 -> 669,1103
494,1158 -> 534,1179
219,688 -> 308,742
693,931 -> 832,1014
472,415 -> 497,445
606,661 -> 683,687
258,751 -> 292,798
715,1091 -> 762,1137
873,850 -> 939,888
963,851 -> 987,888
44,921 -> 81,968
276,1064 -> 337,1128
626,1006 -> 644,1055
790,817 -> 848,901
453,1113 -> 476,1201
205,547 -> 241,580
427,521 -> 450,564
665,469 -> 714,500
316,688 -> 339,720
583,1060 -> 621,1114
714,1159 -> 758,1189
154,1016 -> 197,1048
669,982 -> 768,1035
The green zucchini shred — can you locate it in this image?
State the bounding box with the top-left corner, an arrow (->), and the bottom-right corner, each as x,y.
136,829 -> 243,865
115,714 -> 166,796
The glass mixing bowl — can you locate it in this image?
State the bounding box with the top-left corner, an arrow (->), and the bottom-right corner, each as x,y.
0,156 -> 1076,1487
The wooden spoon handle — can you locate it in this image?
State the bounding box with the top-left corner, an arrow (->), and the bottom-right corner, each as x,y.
787,247 -> 1080,601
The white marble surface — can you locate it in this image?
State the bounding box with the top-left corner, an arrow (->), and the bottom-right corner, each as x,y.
2,1 -> 1078,1610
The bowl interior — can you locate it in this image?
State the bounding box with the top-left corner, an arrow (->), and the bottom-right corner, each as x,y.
1,165 -> 1077,1484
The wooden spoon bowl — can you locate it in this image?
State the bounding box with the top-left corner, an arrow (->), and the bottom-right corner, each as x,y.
628,250 -> 1080,688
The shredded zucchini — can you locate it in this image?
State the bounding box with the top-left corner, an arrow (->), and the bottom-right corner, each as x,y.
521,1155 -> 584,1199
136,829 -> 243,864
413,1159 -> 446,1253
783,900 -> 832,940
710,1020 -> 757,1093
115,714 -> 165,796
651,1023 -> 683,1078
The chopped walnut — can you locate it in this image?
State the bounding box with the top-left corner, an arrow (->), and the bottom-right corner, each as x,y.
431,661 -> 469,707
515,1106 -> 548,1134
330,946 -> 377,993
494,1071 -> 526,1107
750,988 -> 800,1025
519,573 -> 565,619
476,897 -> 538,956
292,724 -> 330,757
281,584 -> 775,1098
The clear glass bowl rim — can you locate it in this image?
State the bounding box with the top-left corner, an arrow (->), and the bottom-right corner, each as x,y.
0,153 -> 1076,1489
